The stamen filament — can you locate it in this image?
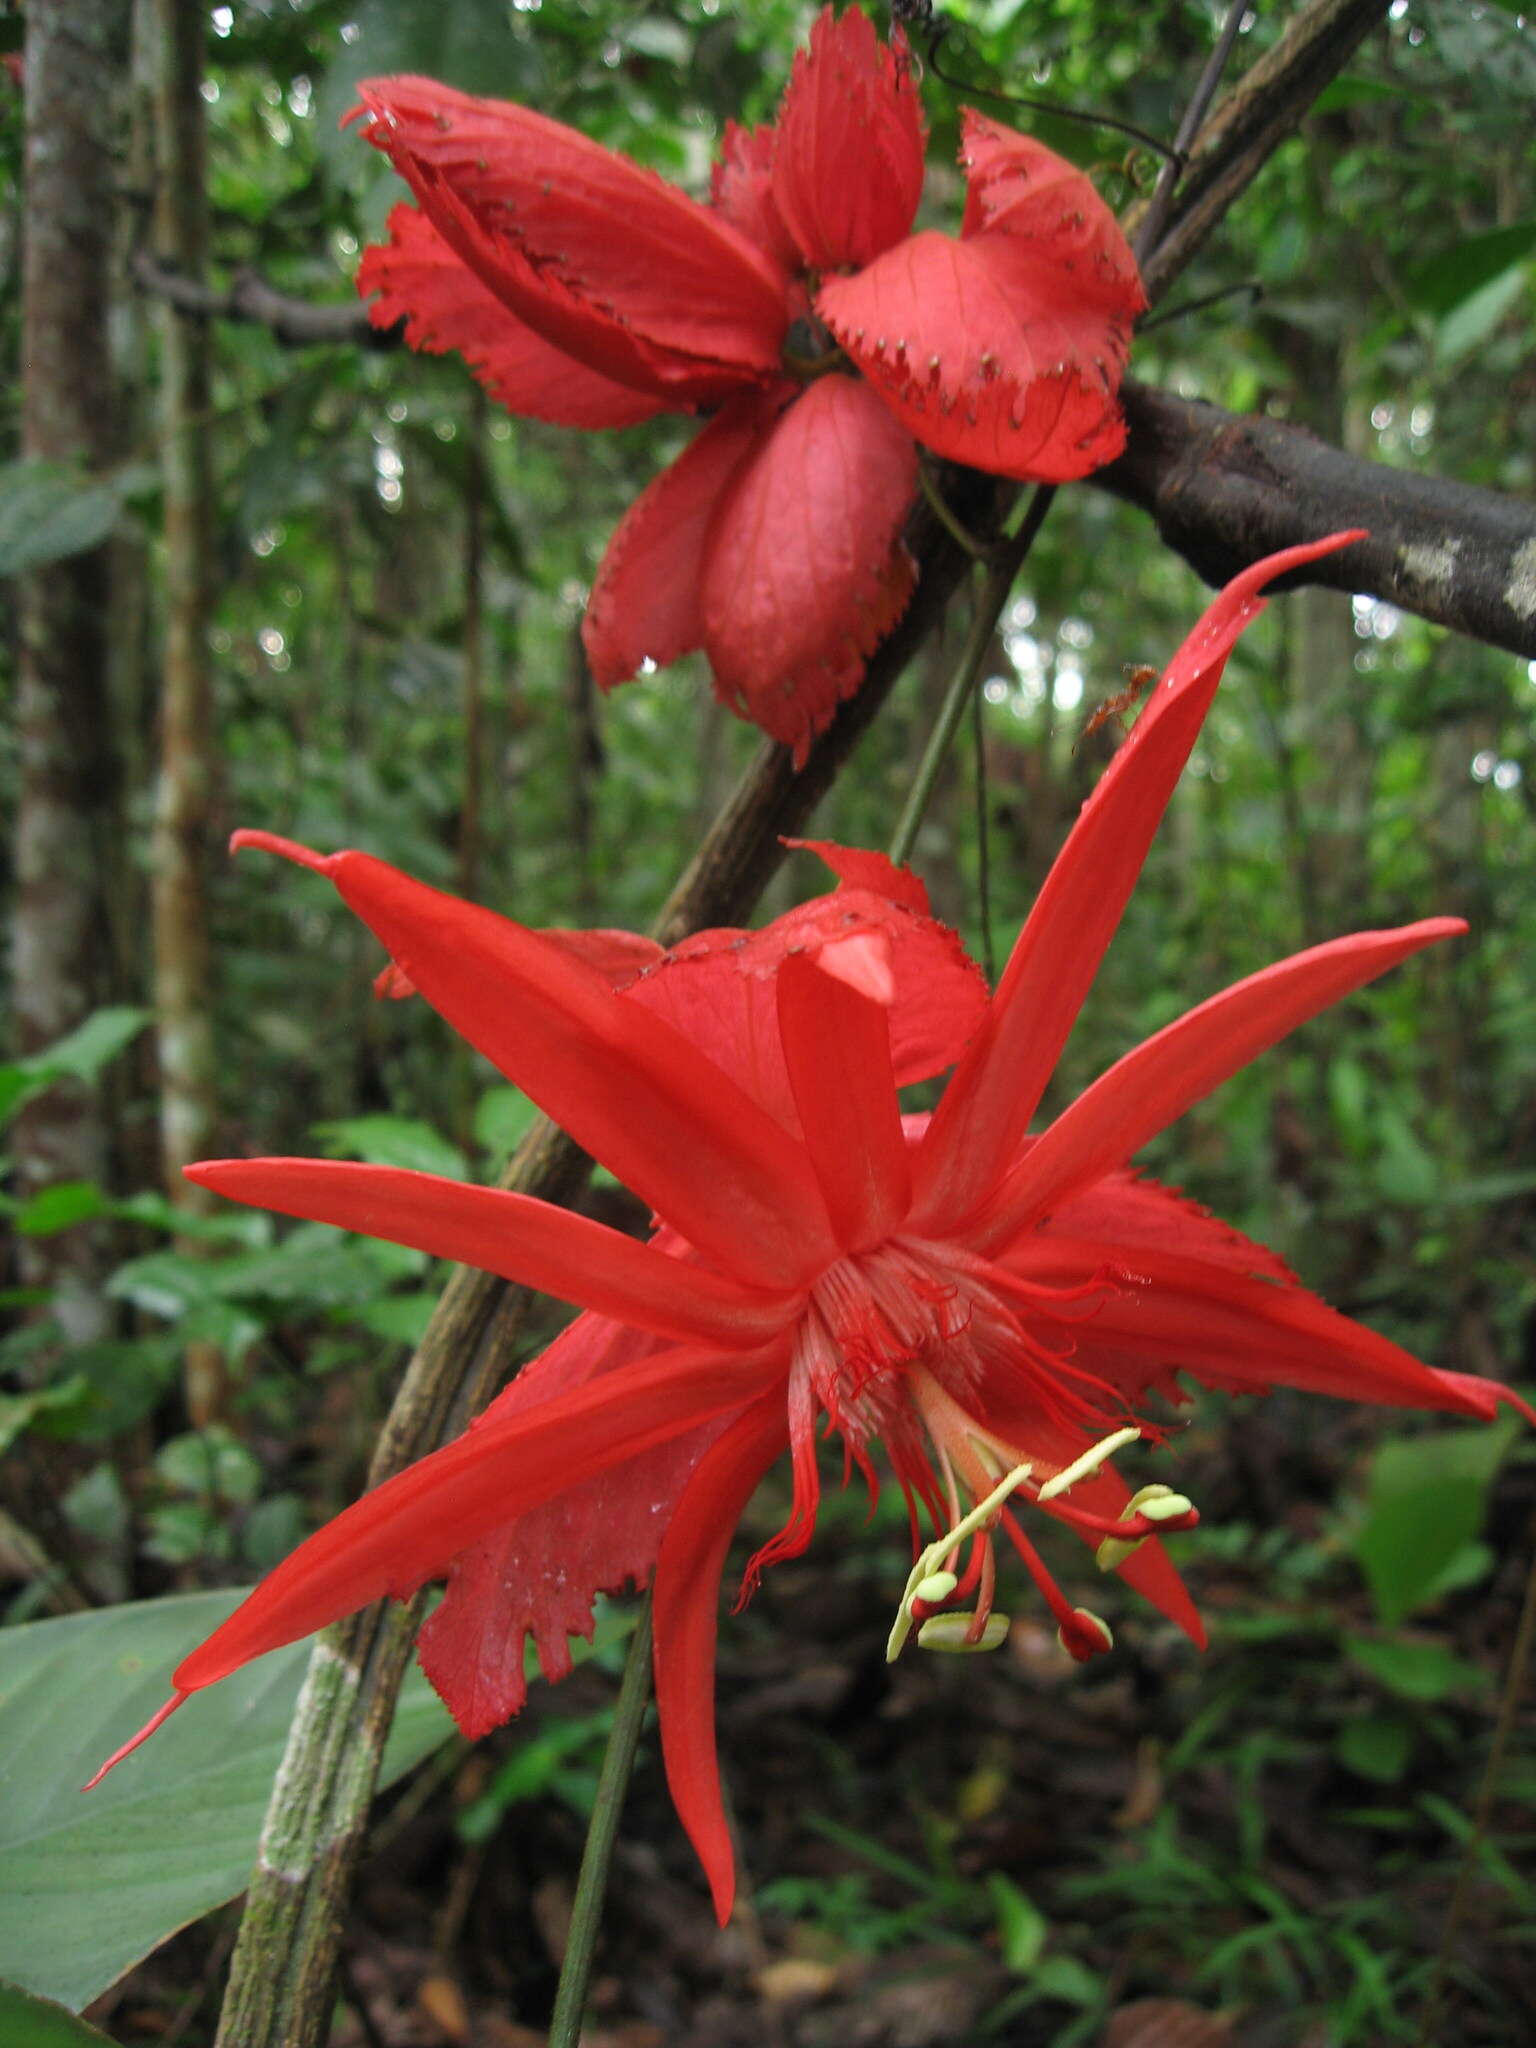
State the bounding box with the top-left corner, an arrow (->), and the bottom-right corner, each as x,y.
1036,1425 -> 1142,1501
886,1456 -> 1035,1660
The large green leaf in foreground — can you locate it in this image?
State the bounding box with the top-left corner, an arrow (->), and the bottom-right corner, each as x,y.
0,1981 -> 117,2046
0,1589 -> 461,2011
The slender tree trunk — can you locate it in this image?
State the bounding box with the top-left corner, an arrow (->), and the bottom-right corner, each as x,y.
13,0 -> 126,1343
146,0 -> 222,1423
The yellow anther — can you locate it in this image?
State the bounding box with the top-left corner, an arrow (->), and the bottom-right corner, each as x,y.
1125,1483 -> 1176,1513
914,1569 -> 959,1603
886,1457 -> 1035,1662
917,1611 -> 1011,1653
1036,1425 -> 1141,1502
1095,1483 -> 1197,1571
1138,1491 -> 1193,1524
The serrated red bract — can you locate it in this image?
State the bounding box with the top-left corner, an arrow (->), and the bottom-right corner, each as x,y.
359,205 -> 667,428
770,7 -> 925,272
711,119 -> 800,277
583,392 -> 786,692
351,13 -> 1145,753
352,76 -> 786,397
700,375 -> 918,764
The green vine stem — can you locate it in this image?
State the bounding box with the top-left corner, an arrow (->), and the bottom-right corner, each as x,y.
213,6 -> 1390,2041
888,484 -> 1056,869
547,1595 -> 656,2048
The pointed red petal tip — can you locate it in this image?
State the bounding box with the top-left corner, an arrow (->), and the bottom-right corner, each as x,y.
228,829 -> 338,873
1252,528 -> 1367,588
83,1691 -> 189,1790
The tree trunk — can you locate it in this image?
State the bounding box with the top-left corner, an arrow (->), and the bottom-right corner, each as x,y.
13,0 -> 126,1343
147,0 -> 222,1423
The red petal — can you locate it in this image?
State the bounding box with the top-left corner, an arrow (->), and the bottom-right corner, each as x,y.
583,392 -> 783,691
174,1340 -> 790,1694
1049,1169 -> 1301,1287
1009,1231 -> 1524,1421
352,77 -> 787,395
775,952 -> 911,1253
980,920 -> 1464,1246
653,1388 -> 790,1923
630,884 -> 987,1127
911,534 -> 1368,1236
771,7 -> 925,271
540,927 -> 665,986
185,1160 -> 794,1346
712,120 -> 799,276
307,850 -> 837,1291
358,204 -> 668,428
373,924 -> 661,1001
417,1303 -> 735,1736
701,375 -> 918,765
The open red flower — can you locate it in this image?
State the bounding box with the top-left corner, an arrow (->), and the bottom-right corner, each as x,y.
90,536 -> 1531,1921
351,6 -> 1145,761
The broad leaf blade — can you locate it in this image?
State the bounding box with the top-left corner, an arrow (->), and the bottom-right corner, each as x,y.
0,1589 -> 454,2010
0,1586 -> 632,2011
0,1982 -> 117,2046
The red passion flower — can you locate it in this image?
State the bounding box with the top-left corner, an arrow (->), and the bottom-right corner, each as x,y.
90,537 -> 1531,1920
350,5 -> 1145,761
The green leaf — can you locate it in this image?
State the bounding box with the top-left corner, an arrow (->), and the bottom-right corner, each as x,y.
0,1381 -> 93,1459
1313,76 -> 1408,112
1370,1105 -> 1439,1207
472,1085 -> 540,1160
1407,218 -> 1536,316
1351,1424 -> 1515,1625
0,462 -> 143,579
1334,1714 -> 1414,1784
1027,1954 -> 1100,2006
0,1588 -> 455,2010
154,1428 -> 264,1507
314,1113 -> 467,1179
1343,1634 -> 1489,1702
0,1010 -> 149,1131
1436,262 -> 1531,367
0,1982 -> 117,2046
987,1872 -> 1047,1973
0,1587 -> 636,2010
15,1183 -> 110,1238
353,1291 -> 440,1345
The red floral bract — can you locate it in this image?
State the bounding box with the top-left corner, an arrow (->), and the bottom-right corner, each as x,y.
351,6 -> 1146,760
89,537 -> 1532,1923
